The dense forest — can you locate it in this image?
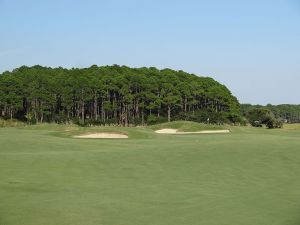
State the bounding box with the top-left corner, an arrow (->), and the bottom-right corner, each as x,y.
0,65 -> 241,126
241,104 -> 300,123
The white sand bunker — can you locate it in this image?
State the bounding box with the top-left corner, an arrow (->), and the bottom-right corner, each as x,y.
155,129 -> 230,134
155,129 -> 178,134
74,133 -> 128,139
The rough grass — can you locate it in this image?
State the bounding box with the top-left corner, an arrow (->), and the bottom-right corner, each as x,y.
282,123 -> 300,130
0,119 -> 25,127
0,122 -> 300,225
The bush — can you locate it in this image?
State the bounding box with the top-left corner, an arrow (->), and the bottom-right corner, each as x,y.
246,108 -> 282,129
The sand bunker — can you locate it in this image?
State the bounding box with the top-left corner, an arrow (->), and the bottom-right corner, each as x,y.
74,133 -> 128,139
155,129 -> 230,134
155,129 -> 178,134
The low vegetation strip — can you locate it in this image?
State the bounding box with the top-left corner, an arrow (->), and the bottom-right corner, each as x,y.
0,119 -> 25,127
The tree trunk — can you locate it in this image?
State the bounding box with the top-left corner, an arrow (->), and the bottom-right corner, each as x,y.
94,94 -> 98,120
34,98 -> 37,122
3,104 -> 7,117
101,100 -> 104,122
168,106 -> 171,122
81,101 -> 85,123
81,89 -> 85,123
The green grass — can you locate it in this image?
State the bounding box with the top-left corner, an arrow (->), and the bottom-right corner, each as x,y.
1,122 -> 300,225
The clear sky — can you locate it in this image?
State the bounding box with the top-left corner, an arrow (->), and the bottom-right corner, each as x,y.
0,0 -> 299,104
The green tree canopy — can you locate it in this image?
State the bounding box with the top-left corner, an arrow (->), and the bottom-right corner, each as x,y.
0,65 -> 241,126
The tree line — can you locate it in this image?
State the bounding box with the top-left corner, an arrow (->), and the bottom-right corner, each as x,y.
243,107 -> 283,129
241,104 -> 300,124
0,65 -> 241,126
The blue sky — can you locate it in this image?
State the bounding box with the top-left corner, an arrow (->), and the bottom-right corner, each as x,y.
0,0 -> 299,104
